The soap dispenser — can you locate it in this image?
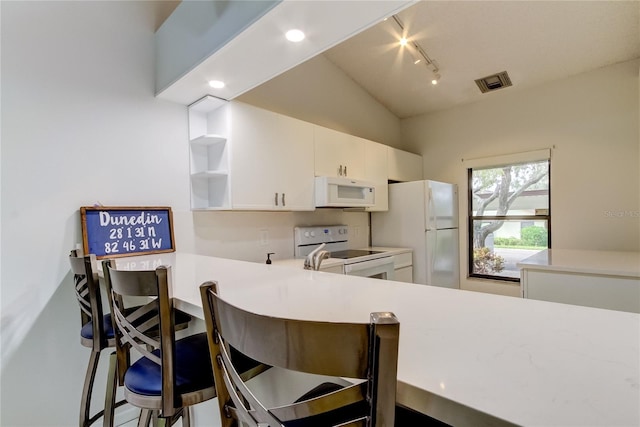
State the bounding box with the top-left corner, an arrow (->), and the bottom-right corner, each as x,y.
266,252 -> 275,265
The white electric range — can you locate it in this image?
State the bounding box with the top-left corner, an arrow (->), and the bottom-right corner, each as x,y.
294,225 -> 395,279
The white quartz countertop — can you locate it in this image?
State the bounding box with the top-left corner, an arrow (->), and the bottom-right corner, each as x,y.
517,248 -> 640,277
99,252 -> 640,427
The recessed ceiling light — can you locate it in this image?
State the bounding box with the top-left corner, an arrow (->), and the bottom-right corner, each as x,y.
431,74 -> 441,85
208,80 -> 225,89
285,29 -> 305,42
399,37 -> 408,46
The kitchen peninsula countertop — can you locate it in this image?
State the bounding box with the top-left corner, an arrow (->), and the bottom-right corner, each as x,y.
99,252 -> 640,427
517,248 -> 640,277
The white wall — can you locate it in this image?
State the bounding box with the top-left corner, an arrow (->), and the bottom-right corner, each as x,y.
236,54 -> 403,148
0,2 -> 187,425
0,2 -> 380,426
402,59 -> 640,296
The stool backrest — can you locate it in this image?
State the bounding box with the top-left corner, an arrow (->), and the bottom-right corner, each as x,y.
200,281 -> 399,427
69,251 -> 106,351
102,259 -> 178,416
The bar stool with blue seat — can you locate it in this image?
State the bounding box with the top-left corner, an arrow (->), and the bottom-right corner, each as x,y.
70,250 -> 126,427
70,250 -> 193,427
102,259 -> 215,427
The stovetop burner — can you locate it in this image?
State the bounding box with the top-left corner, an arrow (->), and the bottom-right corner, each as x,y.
329,249 -> 383,259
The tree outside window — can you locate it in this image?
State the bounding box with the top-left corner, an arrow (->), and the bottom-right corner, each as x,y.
469,160 -> 550,281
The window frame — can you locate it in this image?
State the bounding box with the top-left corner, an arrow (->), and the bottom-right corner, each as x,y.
467,160 -> 551,282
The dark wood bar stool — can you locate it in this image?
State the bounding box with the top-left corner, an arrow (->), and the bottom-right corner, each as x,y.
200,280 -> 400,427
102,259 -> 215,427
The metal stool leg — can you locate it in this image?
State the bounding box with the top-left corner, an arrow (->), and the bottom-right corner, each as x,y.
102,352 -> 118,427
181,407 -> 190,427
137,409 -> 151,427
80,350 -> 101,427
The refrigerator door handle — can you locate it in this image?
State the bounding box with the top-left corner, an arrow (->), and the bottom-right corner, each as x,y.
427,186 -> 438,231
431,229 -> 438,284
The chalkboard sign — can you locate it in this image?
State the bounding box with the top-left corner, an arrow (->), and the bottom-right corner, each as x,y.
80,206 -> 175,259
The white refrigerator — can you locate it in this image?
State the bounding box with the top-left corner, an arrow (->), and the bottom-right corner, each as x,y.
372,180 -> 459,288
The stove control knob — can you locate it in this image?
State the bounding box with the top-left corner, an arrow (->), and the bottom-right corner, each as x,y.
310,231 -> 316,237
304,232 -> 310,238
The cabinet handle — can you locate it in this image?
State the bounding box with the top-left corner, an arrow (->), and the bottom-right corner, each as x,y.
338,165 -> 343,176
344,165 -> 347,176
282,193 -> 286,207
274,192 -> 278,206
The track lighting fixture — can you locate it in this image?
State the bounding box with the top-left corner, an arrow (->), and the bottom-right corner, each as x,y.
391,14 -> 441,85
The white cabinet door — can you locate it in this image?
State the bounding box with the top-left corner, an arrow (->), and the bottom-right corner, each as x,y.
363,139 -> 388,211
394,266 -> 413,283
314,126 -> 366,179
319,264 -> 344,274
271,115 -> 315,211
230,102 -> 314,211
388,147 -> 422,182
522,269 -> 640,313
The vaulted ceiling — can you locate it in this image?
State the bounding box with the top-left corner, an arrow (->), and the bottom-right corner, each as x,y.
158,1 -> 639,120
287,0 -> 640,118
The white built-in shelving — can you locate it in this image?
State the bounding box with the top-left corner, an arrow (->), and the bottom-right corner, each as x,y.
188,96 -> 230,210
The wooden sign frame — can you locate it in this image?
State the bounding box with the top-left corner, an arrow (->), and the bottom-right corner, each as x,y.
80,206 -> 175,259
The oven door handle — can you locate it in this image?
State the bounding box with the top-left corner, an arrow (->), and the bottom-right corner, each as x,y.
343,256 -> 394,274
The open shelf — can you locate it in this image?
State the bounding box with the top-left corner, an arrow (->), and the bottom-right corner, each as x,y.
191,170 -> 229,178
190,134 -> 226,146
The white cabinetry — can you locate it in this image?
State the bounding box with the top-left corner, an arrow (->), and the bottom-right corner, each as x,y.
188,98 -> 422,211
392,251 -> 413,283
188,97 -> 230,209
367,247 -> 413,283
314,127 -> 391,211
363,140 -> 388,212
522,269 -> 640,313
319,264 -> 344,274
229,102 -> 314,211
388,147 -> 423,182
188,98 -> 314,211
518,249 -> 640,313
314,126 -> 365,179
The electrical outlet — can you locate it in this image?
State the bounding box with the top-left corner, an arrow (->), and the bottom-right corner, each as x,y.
260,229 -> 269,246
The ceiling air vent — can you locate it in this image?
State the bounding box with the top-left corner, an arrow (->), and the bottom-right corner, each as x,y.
475,71 -> 512,93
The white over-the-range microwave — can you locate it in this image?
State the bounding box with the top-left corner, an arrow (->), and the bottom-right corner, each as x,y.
314,176 -> 375,208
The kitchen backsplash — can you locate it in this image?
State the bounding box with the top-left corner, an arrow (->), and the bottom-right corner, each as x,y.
173,209 -> 370,263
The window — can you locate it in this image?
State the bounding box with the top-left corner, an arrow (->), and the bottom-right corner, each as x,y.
468,159 -> 550,281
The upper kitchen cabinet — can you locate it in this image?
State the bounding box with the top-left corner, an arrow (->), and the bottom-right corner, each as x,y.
388,147 -> 423,182
188,98 -> 314,211
363,139 -> 389,212
314,126 -> 366,179
230,102 -> 314,211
